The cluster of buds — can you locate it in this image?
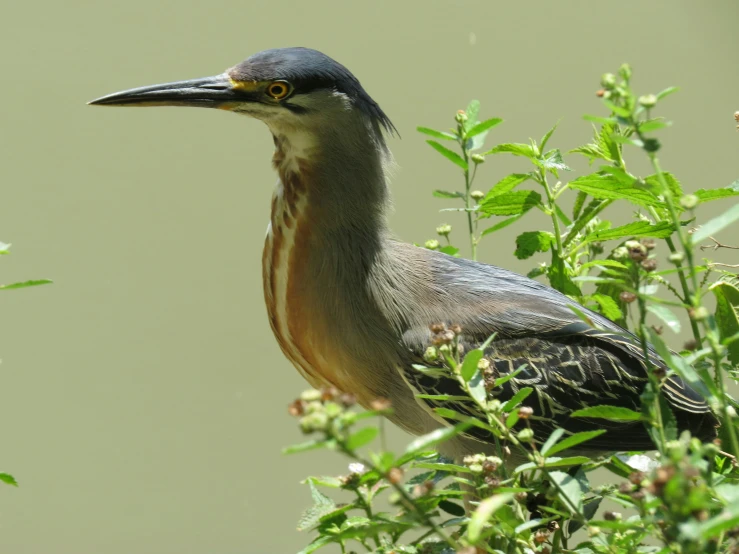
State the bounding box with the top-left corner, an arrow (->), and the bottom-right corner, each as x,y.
412,480 -> 435,498
425,322 -> 463,360
288,387 -> 356,434
623,239 -> 658,272
463,454 -> 503,488
424,239 -> 440,251
339,462 -> 368,488
595,64 -> 632,101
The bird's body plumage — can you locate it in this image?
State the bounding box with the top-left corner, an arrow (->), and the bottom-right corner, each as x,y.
90,46 -> 717,461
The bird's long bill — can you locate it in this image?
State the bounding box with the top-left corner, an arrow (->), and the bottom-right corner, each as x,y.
88,74 -> 246,108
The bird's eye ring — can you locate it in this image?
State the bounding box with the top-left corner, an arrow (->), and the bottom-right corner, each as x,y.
266,81 -> 292,100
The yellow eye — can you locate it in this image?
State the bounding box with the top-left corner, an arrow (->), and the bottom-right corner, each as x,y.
266,81 -> 291,100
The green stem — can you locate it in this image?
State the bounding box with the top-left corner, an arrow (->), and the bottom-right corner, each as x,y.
540,170 -> 564,255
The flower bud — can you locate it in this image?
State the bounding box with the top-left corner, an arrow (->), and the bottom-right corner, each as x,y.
455,110 -> 468,124
477,357 -> 491,371
471,154 -> 485,164
620,291 -> 637,304
596,89 -> 605,98
689,306 -> 709,321
387,467 -> 403,484
436,223 -> 452,237
683,339 -> 698,351
300,389 -> 322,402
641,258 -> 658,272
424,239 -> 440,250
518,406 -> 534,419
470,190 -> 485,201
638,94 -> 657,108
517,428 -> 534,443
618,63 -> 632,81
423,346 -> 439,363
640,238 -> 657,250
669,252 -> 685,264
680,194 -> 699,210
612,246 -> 629,260
604,511 -> 622,521
600,73 -> 617,89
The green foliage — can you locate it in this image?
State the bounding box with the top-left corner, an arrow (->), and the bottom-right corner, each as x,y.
1,241 -> 52,490
288,66 -> 739,553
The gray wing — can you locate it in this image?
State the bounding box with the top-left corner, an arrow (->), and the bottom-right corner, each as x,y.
396,248 -> 717,451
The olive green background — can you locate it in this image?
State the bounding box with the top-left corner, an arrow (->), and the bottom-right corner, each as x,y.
1,0 -> 738,552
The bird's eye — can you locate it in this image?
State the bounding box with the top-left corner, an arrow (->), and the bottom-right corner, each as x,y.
266,81 -> 292,100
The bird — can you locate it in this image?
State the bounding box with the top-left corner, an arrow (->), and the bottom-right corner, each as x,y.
90,47 -> 716,462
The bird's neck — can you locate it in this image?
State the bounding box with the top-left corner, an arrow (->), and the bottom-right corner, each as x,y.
262,121 -> 396,394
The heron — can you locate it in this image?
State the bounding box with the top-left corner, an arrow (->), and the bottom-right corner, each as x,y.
90,47 -> 716,462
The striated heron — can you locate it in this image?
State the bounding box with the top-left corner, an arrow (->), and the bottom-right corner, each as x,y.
90,47 -> 716,462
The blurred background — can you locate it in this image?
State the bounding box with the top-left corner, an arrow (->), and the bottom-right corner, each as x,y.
1,0 -> 737,552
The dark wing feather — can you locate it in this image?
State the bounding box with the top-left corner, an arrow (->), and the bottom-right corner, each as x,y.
397,249 -> 717,452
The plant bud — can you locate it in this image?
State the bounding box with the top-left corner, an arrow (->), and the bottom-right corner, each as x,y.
618,63 -> 632,81
517,428 -> 534,443
612,246 -> 629,260
640,238 -> 657,250
596,89 -> 605,97
424,239 -> 440,250
300,389 -> 322,402
423,346 -> 439,363
604,511 -> 622,521
387,467 -> 403,484
619,291 -> 637,304
436,223 -> 452,237
477,358 -> 491,371
518,406 -> 534,419
689,306 -> 709,321
638,94 -> 657,108
683,339 -> 698,351
471,154 -> 485,164
680,194 -> 699,210
438,344 -> 451,355
641,258 -> 658,272
429,323 -> 445,333
669,252 -> 685,264
600,73 -> 617,89
455,110 -> 468,123
470,190 -> 485,201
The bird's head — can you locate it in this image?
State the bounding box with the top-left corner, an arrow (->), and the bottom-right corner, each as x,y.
89,47 -> 396,141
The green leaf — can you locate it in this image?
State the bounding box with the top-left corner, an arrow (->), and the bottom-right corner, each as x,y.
572,190 -> 588,219
502,387 -> 533,412
568,172 -> 662,208
467,493 -> 514,543
549,470 -> 587,513
481,215 -> 523,236
479,190 -> 542,217
465,117 -> 503,139
433,190 -> 464,199
548,253 -> 581,297
438,500 -> 466,517
581,221 -> 674,244
484,143 -> 536,158
541,149 -> 572,175
571,405 -> 642,421
438,245 -> 459,257
485,173 -> 531,197
460,349 -> 484,382
656,86 -> 679,101
465,100 -> 481,130
647,305 -> 681,333
638,119 -> 672,133
644,172 -> 682,198
0,279 -> 53,290
692,202 -> 739,243
426,140 -> 468,170
710,278 -> 739,365
540,429 -> 565,457
297,535 -> 334,554
543,430 -> 607,457
543,456 -> 592,467
0,241 -> 11,254
297,480 -> 337,531
403,421 -> 473,458
695,180 -> 739,204
591,294 -> 623,321
282,439 -> 330,455
0,473 -> 18,487
540,120 -> 560,151
345,427 -> 378,450
514,231 -> 554,260
468,370 -> 487,406
417,127 -> 457,141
